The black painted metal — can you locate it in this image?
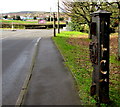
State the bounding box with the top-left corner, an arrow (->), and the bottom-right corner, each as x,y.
89,10 -> 112,103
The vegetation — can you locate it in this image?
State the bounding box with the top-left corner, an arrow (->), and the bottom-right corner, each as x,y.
68,22 -> 89,33
62,0 -> 119,32
0,19 -> 66,25
0,19 -> 38,24
62,0 -> 120,61
53,31 -> 120,106
0,19 -> 66,29
45,17 -> 64,21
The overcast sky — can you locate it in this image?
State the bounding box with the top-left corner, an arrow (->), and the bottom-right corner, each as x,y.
1,0 -> 62,13
1,0 -> 118,13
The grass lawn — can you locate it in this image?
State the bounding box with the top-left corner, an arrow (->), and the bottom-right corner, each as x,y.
52,31 -> 120,106
0,19 -> 66,25
0,19 -> 38,24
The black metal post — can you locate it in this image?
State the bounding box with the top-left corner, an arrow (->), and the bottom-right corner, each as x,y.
58,0 -> 60,34
53,13 -> 56,37
90,10 -> 112,104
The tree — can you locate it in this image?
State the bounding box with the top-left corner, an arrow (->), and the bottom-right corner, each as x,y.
59,17 -> 64,21
34,16 -> 37,20
62,0 -> 120,58
3,15 -> 8,19
62,0 -> 119,32
12,16 -> 16,20
105,1 -> 120,60
62,1 -> 97,28
16,16 -> 21,20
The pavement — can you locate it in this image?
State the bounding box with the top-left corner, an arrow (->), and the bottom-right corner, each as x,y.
24,37 -> 81,105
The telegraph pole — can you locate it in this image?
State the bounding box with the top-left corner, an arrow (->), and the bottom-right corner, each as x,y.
57,0 -> 60,33
53,13 -> 56,37
50,7 -> 52,23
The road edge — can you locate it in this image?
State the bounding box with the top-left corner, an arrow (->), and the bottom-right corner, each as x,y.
15,37 -> 41,106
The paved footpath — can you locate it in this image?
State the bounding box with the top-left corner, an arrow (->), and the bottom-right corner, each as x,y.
24,37 -> 81,105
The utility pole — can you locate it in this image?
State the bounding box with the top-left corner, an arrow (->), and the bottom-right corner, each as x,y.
57,0 -> 60,33
50,7 -> 52,23
53,13 -> 56,37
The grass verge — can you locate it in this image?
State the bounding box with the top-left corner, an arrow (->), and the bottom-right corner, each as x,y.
52,31 -> 120,106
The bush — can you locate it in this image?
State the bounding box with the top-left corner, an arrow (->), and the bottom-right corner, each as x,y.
59,17 -> 64,21
68,21 -> 89,33
34,16 -> 37,20
3,15 -> 8,19
16,16 -> 21,20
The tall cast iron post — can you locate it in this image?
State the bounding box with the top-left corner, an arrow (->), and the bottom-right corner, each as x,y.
89,10 -> 112,103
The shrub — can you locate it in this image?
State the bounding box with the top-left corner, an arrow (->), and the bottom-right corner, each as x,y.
68,21 -> 89,33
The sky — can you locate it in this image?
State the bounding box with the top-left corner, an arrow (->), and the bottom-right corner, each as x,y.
1,0 -> 62,13
1,0 -> 118,13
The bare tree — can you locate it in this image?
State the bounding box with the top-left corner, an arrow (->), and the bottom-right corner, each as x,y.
62,0 -> 98,27
106,0 -> 120,60
62,0 -> 120,58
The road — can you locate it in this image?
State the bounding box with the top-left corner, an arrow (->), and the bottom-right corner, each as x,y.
1,29 -> 53,105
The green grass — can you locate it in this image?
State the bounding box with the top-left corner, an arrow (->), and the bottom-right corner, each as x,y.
53,31 -> 95,105
0,19 -> 66,25
109,55 -> 120,106
0,19 -> 38,24
52,31 -> 120,106
1,19 -> 66,29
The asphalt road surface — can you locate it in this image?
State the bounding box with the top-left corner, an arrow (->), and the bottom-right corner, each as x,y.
1,29 -> 53,105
